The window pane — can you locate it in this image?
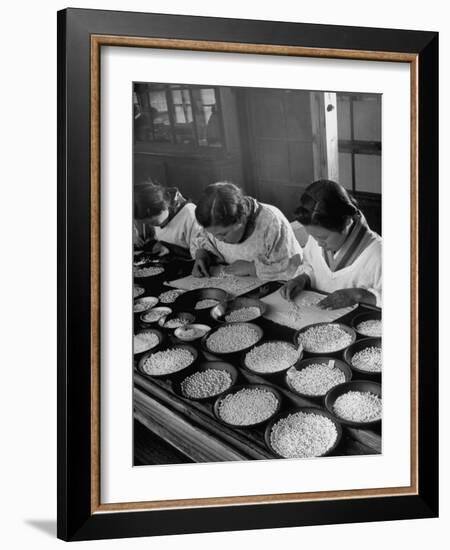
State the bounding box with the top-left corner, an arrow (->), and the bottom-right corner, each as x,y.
192,87 -> 222,147
337,96 -> 351,140
200,88 -> 216,104
170,88 -> 195,145
353,96 -> 381,141
354,154 -> 381,193
149,90 -> 168,113
171,89 -> 182,103
338,152 -> 353,190
133,87 -> 154,142
134,84 -> 223,149
174,105 -> 187,124
149,90 -> 171,142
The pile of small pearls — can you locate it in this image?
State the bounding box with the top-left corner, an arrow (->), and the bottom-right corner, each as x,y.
163,317 -> 190,329
245,342 -> 300,373
195,299 -> 220,310
270,411 -> 338,458
133,286 -> 145,299
287,363 -> 346,396
218,388 -> 279,426
206,324 -> 261,353
181,369 -> 233,399
141,348 -> 194,376
356,319 -> 382,337
298,324 -> 353,353
159,289 -> 185,304
225,306 -> 261,323
134,266 -> 164,277
134,296 -> 158,313
141,308 -> 172,323
351,347 -> 382,372
134,332 -> 160,354
333,391 -> 382,422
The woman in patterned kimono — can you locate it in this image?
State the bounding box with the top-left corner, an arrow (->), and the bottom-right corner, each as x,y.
280,179 -> 382,309
190,182 -> 303,281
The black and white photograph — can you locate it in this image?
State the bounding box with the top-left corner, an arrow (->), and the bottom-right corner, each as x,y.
132,82 -> 383,465
52,4 -> 439,543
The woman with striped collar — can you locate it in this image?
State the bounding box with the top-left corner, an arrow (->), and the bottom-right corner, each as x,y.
280,180 -> 382,309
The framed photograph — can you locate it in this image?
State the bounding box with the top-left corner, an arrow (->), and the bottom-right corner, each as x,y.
57,8 -> 438,541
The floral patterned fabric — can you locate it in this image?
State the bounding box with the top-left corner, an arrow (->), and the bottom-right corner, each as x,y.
190,203 -> 303,282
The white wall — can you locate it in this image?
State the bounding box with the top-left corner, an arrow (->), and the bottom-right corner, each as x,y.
0,1 -> 447,548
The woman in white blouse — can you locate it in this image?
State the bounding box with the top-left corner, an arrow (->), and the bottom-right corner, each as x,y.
280,180 -> 382,309
190,182 -> 302,281
134,180 -> 200,257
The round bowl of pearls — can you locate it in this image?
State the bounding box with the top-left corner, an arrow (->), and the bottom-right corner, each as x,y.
174,324 -> 211,342
140,306 -> 172,326
265,407 -> 342,459
241,340 -> 303,379
294,322 -> 356,356
137,344 -> 198,379
210,296 -> 266,324
133,264 -> 165,279
158,311 -> 195,330
173,288 -> 231,314
133,296 -> 159,315
324,380 -> 382,428
343,337 -> 382,380
158,289 -> 186,305
172,361 -> 239,402
285,357 -> 352,400
213,383 -> 282,429
201,322 -> 264,357
351,311 -> 382,338
133,329 -> 164,358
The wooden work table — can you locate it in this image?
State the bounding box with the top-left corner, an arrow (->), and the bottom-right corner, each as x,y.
133,256 -> 381,464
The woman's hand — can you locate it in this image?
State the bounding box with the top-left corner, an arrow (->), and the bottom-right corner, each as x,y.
280,274 -> 309,301
133,224 -> 152,249
209,265 -> 226,277
133,234 -> 149,249
150,241 -> 164,255
192,249 -> 211,278
223,260 -> 256,277
318,288 -> 375,309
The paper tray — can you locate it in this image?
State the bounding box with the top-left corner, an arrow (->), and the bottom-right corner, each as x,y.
165,273 -> 266,296
261,289 -> 357,330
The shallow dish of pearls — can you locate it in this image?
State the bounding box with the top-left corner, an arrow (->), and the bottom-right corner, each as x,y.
295,322 -> 356,354
285,357 -> 352,398
213,384 -> 282,428
265,407 -> 342,458
324,380 -> 382,427
203,322 -> 264,355
172,361 -> 239,402
210,296 -> 266,324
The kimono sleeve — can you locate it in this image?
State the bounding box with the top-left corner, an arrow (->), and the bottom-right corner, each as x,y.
180,206 -> 203,257
188,226 -> 224,263
254,213 -> 303,281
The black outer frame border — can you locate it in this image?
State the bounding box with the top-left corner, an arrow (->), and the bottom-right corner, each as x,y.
57,8 -> 439,542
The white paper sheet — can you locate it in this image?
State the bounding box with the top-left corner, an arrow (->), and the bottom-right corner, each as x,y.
261,289 -> 357,330
165,273 -> 266,296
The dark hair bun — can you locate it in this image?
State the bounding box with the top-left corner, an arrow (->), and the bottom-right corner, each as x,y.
195,182 -> 248,228
295,180 -> 358,232
134,180 -> 169,219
